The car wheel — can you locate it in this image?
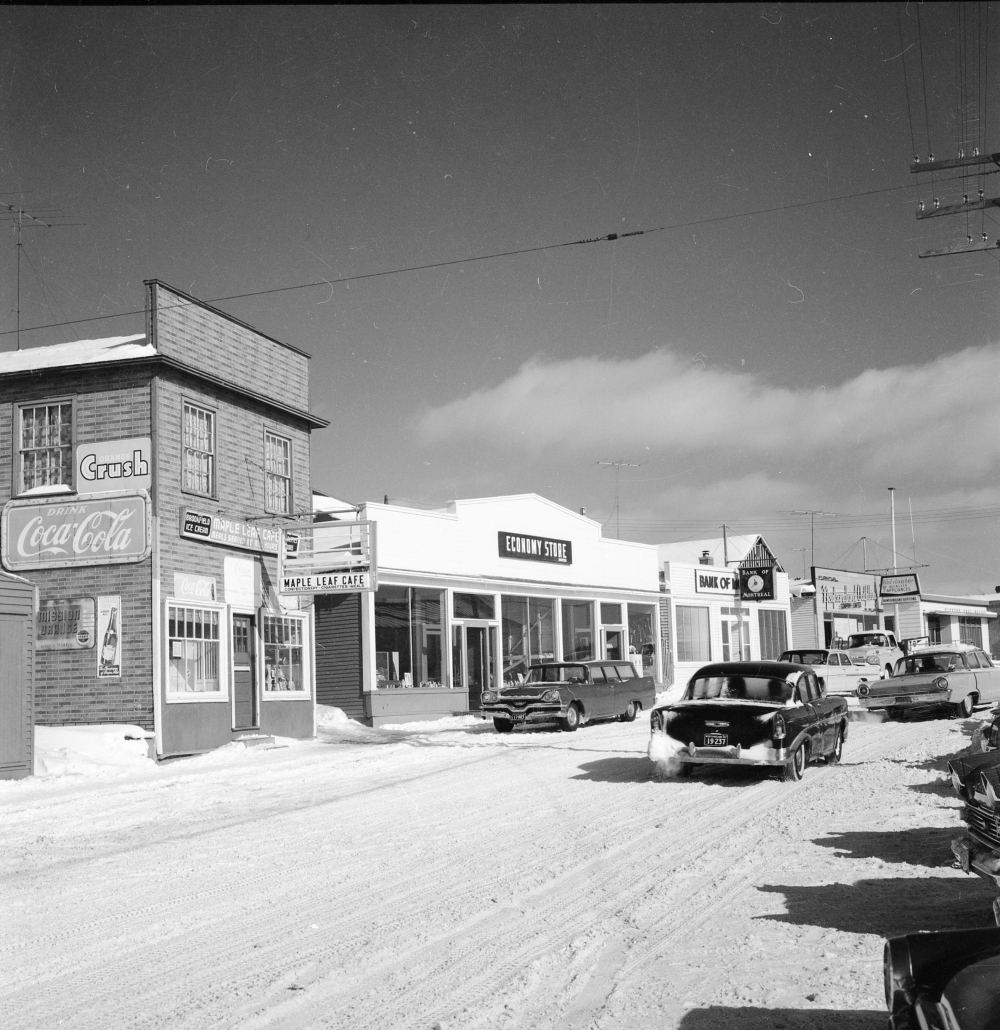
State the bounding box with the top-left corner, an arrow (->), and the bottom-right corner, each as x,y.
828,726 -> 844,765
956,694 -> 975,719
562,704 -> 581,732
493,717 -> 514,734
620,700 -> 638,723
782,742 -> 807,782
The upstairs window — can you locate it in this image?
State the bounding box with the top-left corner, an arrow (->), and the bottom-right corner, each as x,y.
19,401 -> 73,493
183,402 -> 215,496
264,431 -> 292,514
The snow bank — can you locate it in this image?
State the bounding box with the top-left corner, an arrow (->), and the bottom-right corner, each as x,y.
33,724 -> 154,778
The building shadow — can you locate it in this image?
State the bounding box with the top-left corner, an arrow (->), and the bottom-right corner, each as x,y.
678,1006 -> 884,1030
811,827 -> 960,868
757,877 -> 997,937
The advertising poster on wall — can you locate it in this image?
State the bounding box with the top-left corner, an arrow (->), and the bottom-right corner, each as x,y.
37,597 -> 96,651
97,595 -> 122,679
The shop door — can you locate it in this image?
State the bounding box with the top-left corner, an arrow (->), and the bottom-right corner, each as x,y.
233,615 -> 257,730
602,628 -> 624,661
462,625 -> 496,710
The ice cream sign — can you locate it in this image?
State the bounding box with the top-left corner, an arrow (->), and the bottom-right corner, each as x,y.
1,492 -> 151,570
76,437 -> 152,494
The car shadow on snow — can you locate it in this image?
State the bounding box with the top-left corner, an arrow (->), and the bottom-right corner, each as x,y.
810,827 -> 961,868
571,756 -> 657,783
757,877 -> 997,937
678,1006 -> 884,1030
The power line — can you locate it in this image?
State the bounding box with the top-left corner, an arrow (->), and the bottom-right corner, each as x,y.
0,176 -> 977,342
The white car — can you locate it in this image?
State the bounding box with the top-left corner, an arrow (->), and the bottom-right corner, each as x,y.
778,649 -> 872,696
845,631 -> 904,680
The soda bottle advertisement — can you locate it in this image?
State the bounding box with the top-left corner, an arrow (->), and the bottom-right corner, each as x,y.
97,595 -> 122,678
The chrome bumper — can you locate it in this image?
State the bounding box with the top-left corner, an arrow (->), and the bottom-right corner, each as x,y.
859,689 -> 949,710
481,703 -> 563,723
952,835 -> 1000,886
673,741 -> 787,767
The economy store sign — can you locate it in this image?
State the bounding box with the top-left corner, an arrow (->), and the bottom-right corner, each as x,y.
1,492 -> 151,571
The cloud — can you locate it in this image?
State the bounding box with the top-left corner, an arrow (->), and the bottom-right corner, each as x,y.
417,344 -> 1000,486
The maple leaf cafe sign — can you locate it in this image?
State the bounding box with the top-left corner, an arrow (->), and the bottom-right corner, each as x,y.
1,492 -> 151,571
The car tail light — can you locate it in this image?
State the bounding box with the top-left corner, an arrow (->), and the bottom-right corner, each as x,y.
773,713 -> 787,741
989,721 -> 1000,750
951,769 -> 966,798
650,710 -> 662,732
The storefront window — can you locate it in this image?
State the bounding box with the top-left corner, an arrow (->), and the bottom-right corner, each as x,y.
263,615 -> 305,692
628,603 -> 656,672
454,592 -> 495,620
375,586 -> 446,689
720,606 -> 751,662
677,605 -> 711,662
959,617 -> 983,648
561,600 -> 594,661
600,602 -> 622,625
502,596 -> 555,683
167,605 -> 221,693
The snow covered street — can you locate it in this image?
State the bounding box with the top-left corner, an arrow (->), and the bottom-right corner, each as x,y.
4,710 -> 998,1030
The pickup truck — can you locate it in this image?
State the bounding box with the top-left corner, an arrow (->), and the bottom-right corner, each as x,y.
845,630 -> 904,679
480,660 -> 656,733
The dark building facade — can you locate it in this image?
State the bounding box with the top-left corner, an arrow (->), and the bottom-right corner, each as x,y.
0,281 -> 327,756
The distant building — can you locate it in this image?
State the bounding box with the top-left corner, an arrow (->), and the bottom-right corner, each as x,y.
0,281 -> 328,757
788,567 -> 882,649
657,534 -> 791,687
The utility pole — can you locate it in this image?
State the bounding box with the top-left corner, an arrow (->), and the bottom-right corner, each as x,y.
597,460 -> 640,539
889,486 -> 899,636
790,509 -> 837,572
792,547 -> 809,580
910,152 -> 1000,259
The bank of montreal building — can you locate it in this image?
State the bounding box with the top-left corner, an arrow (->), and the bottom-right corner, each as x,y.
313,493 -> 666,727
0,281 -> 328,757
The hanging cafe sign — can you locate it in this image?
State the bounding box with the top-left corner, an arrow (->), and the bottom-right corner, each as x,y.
179,507 -> 282,555
2,492 -> 151,571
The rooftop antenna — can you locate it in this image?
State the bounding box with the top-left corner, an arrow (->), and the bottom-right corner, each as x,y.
790,509 -> 838,571
597,460 -> 640,539
2,199 -> 80,351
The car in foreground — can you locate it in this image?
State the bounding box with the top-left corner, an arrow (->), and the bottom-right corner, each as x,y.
845,630 -> 903,679
481,661 -> 655,733
778,648 -> 871,697
949,749 -> 1000,925
857,645 -> 1000,718
647,661 -> 848,781
884,925 -> 1000,1029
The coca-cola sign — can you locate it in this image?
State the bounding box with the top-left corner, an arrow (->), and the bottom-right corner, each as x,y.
1,492 -> 151,571
173,573 -> 217,601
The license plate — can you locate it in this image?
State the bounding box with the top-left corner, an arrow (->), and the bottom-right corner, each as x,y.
703,733 -> 727,747
511,712 -> 526,723
896,697 -> 910,705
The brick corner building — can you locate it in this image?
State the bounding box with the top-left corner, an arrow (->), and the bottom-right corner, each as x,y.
0,281 -> 328,756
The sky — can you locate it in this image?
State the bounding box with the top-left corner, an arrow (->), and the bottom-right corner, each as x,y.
2,5 -> 999,593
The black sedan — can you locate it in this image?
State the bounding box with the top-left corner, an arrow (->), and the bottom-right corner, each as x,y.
647,661 -> 849,781
884,926 -> 1000,1030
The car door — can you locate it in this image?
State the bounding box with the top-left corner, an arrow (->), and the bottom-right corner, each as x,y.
794,673 -> 827,754
588,665 -> 613,719
973,651 -> 1000,704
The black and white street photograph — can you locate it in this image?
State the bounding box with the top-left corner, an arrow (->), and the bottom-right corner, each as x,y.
3,5 -> 1000,1028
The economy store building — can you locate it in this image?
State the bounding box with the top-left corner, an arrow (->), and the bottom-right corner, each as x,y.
657,535 -> 792,688
788,566 -> 882,649
0,281 -> 327,757
313,494 -> 663,726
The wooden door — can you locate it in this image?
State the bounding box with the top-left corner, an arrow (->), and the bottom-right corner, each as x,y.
232,615 -> 257,730
0,617 -> 27,770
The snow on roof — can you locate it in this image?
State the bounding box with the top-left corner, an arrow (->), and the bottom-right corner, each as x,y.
0,334 -> 152,375
312,492 -> 360,518
657,535 -> 759,566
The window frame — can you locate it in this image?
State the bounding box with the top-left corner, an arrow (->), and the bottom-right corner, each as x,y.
261,612 -> 311,698
164,600 -> 228,703
15,396 -> 76,497
263,428 -> 293,515
676,604 -> 712,663
181,398 -> 218,499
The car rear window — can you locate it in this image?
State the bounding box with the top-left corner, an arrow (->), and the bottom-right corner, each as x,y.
685,675 -> 793,703
615,663 -> 637,679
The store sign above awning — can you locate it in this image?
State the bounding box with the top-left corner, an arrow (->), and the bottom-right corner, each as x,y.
879,573 -> 921,599
2,492 -> 151,571
814,567 -> 879,613
694,568 -> 736,594
76,437 -> 152,494
179,507 -> 282,555
498,531 -> 572,565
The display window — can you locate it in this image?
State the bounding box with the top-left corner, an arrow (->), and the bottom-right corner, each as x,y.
628,603 -> 656,672
501,596 -> 555,684
561,599 -> 594,661
262,614 -> 308,694
676,605 -> 711,662
375,586 -> 447,689
454,592 -> 495,620
166,603 -> 225,700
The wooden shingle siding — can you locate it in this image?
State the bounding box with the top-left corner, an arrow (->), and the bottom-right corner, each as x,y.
149,282 -> 311,413
315,593 -> 364,719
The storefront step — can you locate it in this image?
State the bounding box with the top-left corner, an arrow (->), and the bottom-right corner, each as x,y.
235,734 -> 278,749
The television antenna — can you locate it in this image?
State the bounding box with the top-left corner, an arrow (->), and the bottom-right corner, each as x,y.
1,199 -> 81,350
597,460 -> 640,539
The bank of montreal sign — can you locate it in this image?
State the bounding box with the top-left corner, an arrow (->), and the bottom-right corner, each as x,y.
1,492 -> 151,571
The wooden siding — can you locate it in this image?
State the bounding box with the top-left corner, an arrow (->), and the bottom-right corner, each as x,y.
790,597 -> 819,648
314,593 -> 365,719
